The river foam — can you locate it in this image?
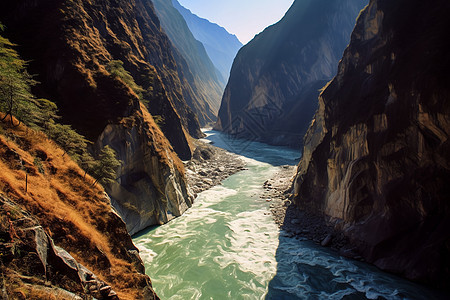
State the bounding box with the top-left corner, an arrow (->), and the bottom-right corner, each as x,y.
134,130 -> 445,300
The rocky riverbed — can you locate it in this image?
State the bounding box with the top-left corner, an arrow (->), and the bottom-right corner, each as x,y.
184,139 -> 246,197
186,140 -> 354,258
262,165 -> 352,257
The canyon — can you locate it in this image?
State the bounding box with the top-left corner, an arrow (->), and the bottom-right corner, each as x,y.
1,0 -> 449,298
215,0 -> 367,148
0,0 -> 201,236
152,0 -> 226,125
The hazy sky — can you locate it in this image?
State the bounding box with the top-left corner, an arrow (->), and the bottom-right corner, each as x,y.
177,0 -> 295,44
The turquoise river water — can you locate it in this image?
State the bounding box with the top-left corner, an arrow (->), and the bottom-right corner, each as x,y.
133,130 -> 446,300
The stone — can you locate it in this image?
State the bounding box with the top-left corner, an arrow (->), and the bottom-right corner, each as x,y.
321,234 -> 332,247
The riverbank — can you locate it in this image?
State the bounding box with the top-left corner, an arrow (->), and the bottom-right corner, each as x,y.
186,140 -> 351,255
184,139 -> 246,197
262,165 -> 350,254
136,131 -> 444,299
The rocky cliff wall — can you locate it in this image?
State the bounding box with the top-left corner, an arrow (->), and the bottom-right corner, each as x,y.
215,0 -> 366,147
0,0 -> 196,232
97,103 -> 193,235
294,0 -> 450,288
0,0 -> 200,158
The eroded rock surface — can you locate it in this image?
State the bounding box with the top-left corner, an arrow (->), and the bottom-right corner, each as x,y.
97,104 -> 193,235
293,0 -> 450,288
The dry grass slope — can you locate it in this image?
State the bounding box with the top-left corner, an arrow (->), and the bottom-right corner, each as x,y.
0,114 -> 157,299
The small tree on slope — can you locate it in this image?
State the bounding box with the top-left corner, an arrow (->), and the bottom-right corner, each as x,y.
0,24 -> 38,126
92,146 -> 121,187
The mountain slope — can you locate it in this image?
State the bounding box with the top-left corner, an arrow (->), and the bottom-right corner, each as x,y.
0,0 -> 194,234
152,0 -> 225,124
172,0 -> 243,82
0,119 -> 158,299
293,0 -> 450,287
215,0 -> 367,148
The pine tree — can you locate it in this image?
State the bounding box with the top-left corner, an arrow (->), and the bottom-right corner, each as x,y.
106,60 -> 144,100
46,121 -> 89,161
0,25 -> 38,126
92,146 -> 121,186
79,151 -> 96,179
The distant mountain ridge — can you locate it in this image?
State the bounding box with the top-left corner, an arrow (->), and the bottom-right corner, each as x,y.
172,0 -> 243,82
152,0 -> 225,123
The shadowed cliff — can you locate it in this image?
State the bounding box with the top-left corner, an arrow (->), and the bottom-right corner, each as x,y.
293,0 -> 450,288
215,0 -> 367,148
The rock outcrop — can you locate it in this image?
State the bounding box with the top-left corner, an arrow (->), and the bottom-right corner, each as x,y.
0,121 -> 158,299
97,103 -> 192,235
0,195 -> 122,300
215,0 -> 367,147
172,0 -> 243,82
293,0 -> 450,288
0,0 -> 197,232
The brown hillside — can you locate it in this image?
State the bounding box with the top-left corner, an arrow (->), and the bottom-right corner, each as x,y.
0,115 -> 158,299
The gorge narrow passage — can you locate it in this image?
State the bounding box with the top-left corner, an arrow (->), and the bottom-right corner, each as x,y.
133,130 -> 443,300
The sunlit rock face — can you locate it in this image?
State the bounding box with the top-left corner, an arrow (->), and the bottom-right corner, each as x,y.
215,0 -> 367,148
0,127 -> 159,299
97,104 -> 193,235
294,0 -> 450,288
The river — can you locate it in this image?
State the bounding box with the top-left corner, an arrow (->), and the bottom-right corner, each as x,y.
133,129 -> 445,300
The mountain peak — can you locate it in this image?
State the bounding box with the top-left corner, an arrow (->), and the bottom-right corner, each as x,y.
172,0 -> 243,82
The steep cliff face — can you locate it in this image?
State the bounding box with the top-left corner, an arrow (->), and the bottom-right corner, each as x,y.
0,0 -> 195,232
215,0 -> 366,147
152,0 -> 224,125
172,0 -> 243,82
294,0 -> 450,287
0,120 -> 158,299
97,103 -> 192,235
